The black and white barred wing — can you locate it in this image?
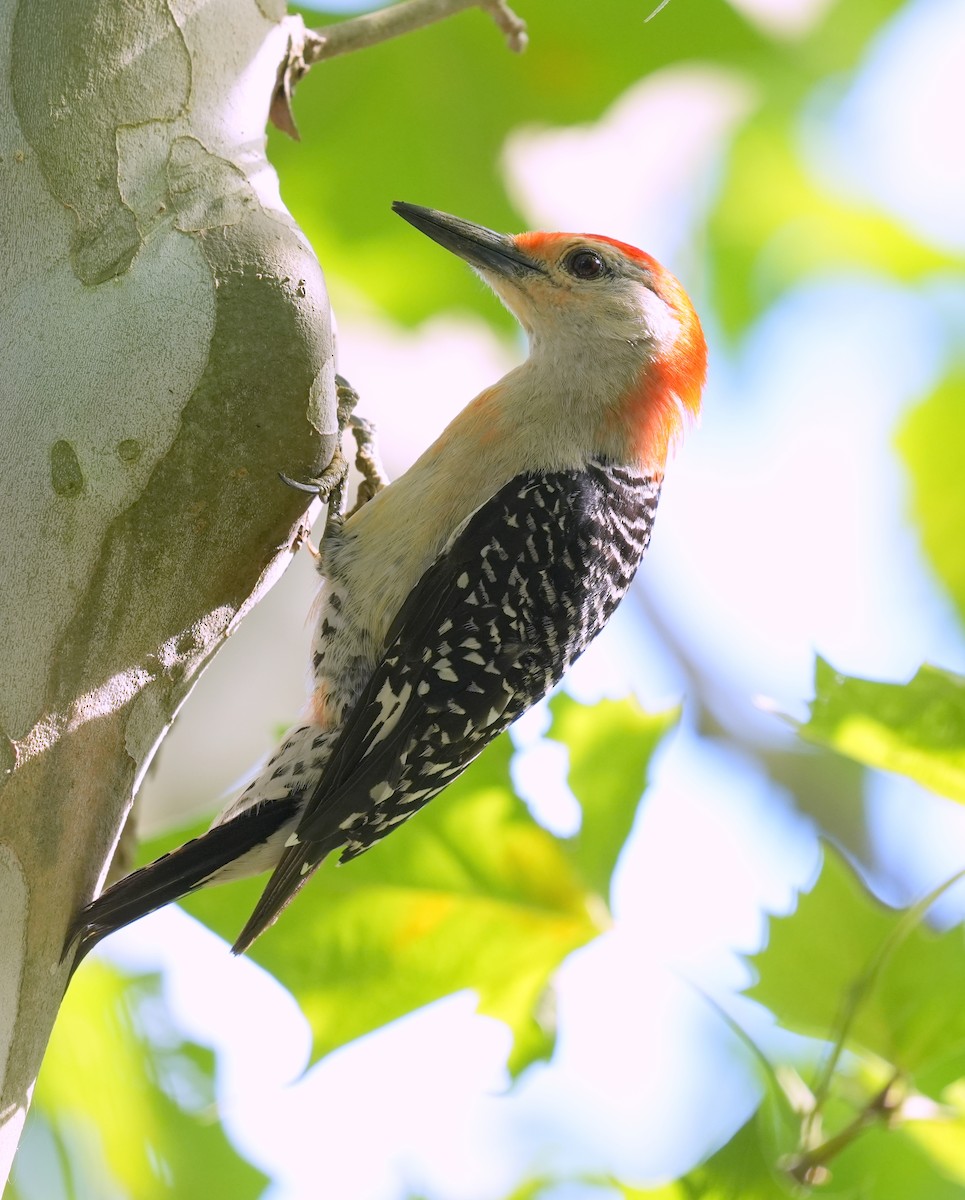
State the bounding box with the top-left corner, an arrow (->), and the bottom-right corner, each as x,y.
232,462 -> 660,952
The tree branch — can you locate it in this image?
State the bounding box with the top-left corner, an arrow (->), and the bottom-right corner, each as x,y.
305,0 -> 528,64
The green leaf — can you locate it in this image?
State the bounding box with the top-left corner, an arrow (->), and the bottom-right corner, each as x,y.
143,700 -> 673,1076
547,693 -> 678,903
816,1123 -> 965,1199
617,1112 -> 796,1199
495,1092 -> 965,1199
704,0 -> 956,337
278,0 -> 767,327
186,736 -> 595,1074
747,844 -> 965,1093
903,1089 -> 965,1188
680,1114 -> 797,1200
799,657 -> 965,805
898,375 -> 965,628
174,739 -> 568,1070
708,111 -> 956,337
18,962 -> 266,1200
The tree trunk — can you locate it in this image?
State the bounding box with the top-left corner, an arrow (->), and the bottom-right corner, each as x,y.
0,0 -> 334,1182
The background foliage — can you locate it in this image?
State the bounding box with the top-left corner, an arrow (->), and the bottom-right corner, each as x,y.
12,0 -> 965,1196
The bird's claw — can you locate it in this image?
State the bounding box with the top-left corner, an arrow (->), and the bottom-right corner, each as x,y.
280,374 -> 386,542
280,374 -> 360,514
279,471 -> 327,495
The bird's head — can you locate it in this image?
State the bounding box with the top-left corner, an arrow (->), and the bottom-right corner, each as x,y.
393,202 -> 706,473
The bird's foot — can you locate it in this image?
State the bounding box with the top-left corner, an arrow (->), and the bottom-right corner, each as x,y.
290,520 -> 320,560
280,375 -> 385,540
279,446 -> 350,510
334,374 -> 359,430
347,414 -> 388,516
279,374 -> 362,532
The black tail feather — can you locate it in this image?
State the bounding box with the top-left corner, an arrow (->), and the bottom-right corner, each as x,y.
230,827 -> 343,956
64,796 -> 300,972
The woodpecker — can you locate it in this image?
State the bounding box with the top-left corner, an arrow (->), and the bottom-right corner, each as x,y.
66,202 -> 706,964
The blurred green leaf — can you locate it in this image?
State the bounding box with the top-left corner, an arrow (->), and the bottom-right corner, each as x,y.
498,1086 -> 965,1199
482,1129 -> 791,1200
547,693 -> 678,903
709,114 -> 955,336
184,737 -> 587,1075
618,1112 -> 796,1198
747,844 -> 965,1093
675,1113 -> 796,1200
799,657 -> 965,805
903,1087 -> 965,1188
145,699 -> 673,1076
703,0 -> 960,336
815,1122 -> 965,1199
496,1181 -> 621,1200
276,0 -> 961,357
17,963 -> 266,1200
278,0 -> 767,326
898,375 -> 965,628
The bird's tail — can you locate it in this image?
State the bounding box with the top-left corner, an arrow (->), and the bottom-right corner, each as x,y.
64,796 -> 300,973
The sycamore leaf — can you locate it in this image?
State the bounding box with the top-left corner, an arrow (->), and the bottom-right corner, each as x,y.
183,737 -> 587,1074
547,693 -> 678,904
747,845 -> 965,1094
799,657 -> 965,805
141,699 -> 673,1076
815,1123 -> 965,1199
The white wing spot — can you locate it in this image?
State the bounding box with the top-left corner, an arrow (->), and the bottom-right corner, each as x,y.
366,680 -> 413,751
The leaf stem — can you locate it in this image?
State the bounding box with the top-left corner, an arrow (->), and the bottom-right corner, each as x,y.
809,863 -> 965,1119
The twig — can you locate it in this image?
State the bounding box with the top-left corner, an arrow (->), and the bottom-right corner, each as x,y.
272,0 -> 526,136
785,1073 -> 902,1186
305,0 -> 528,65
806,863 -> 965,1123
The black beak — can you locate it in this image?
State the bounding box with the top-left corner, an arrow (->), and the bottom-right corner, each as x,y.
392,202 -> 544,278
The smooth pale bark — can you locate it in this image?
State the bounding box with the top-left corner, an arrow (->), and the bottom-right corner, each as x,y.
0,0 -> 335,1182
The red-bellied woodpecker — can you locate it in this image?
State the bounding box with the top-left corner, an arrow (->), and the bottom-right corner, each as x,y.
66,202 -> 707,963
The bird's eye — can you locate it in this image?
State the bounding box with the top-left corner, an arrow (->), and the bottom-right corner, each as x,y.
563,249 -> 606,280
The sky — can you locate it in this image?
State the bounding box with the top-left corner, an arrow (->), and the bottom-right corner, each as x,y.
92,0 -> 965,1197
